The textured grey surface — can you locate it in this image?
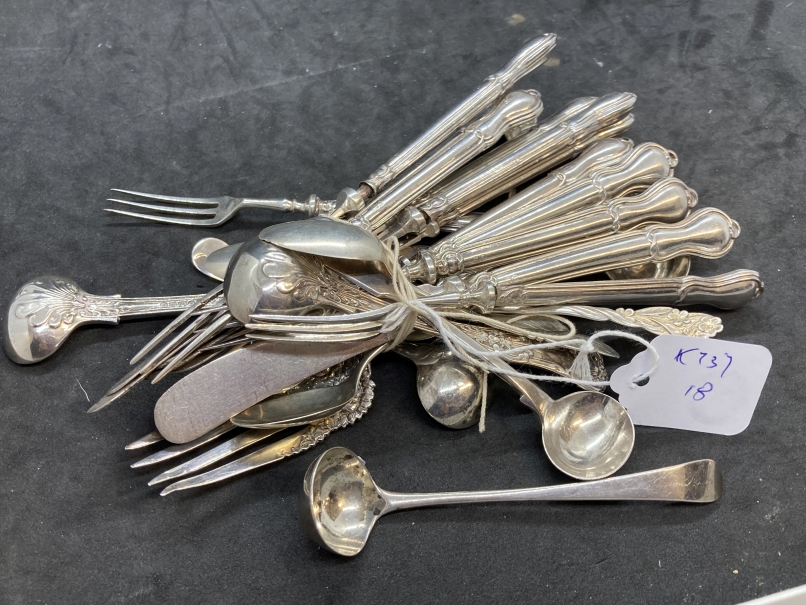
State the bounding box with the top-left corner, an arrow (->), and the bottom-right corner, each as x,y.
1,1 -> 804,603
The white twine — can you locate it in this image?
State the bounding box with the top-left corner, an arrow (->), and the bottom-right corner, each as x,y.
378,237 -> 661,392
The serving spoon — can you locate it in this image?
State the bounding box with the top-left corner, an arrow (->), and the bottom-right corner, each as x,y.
299,447 -> 723,556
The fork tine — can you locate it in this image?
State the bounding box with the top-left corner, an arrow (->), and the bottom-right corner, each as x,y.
125,430 -> 164,450
130,285 -> 223,365
131,422 -> 237,468
148,428 -> 283,486
159,426 -> 310,495
150,311 -> 233,384
107,199 -> 217,217
104,208 -> 214,226
111,188 -> 220,205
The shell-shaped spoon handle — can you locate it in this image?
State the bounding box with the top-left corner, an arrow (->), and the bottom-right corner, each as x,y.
3,276 -> 206,364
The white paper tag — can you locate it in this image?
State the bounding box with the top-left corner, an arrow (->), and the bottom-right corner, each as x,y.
610,335 -> 772,435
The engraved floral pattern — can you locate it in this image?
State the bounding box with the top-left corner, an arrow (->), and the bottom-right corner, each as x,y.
12,277 -> 122,329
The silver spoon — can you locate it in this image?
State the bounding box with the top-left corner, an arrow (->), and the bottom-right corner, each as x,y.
395,342 -> 484,429
300,446 -> 723,556
230,346 -> 382,429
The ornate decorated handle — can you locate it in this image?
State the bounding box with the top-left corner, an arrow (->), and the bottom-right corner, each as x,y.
405,177 -> 697,283
4,276 -> 210,364
490,208 -> 741,287
399,93 -> 637,237
359,34 -> 556,197
448,136 -> 636,248
493,270 -> 764,311
353,90 -> 543,233
541,306 -> 723,338
247,194 -> 336,217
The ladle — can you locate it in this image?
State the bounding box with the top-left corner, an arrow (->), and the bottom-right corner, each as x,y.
299,447 -> 722,556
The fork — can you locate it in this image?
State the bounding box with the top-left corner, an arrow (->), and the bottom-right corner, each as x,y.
106,190 -> 334,227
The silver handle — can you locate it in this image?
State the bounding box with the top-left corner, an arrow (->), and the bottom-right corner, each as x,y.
491,208 -> 741,287
352,90 -> 542,233
494,269 -> 764,310
381,459 -> 721,510
474,141 -> 678,247
360,34 -> 557,196
405,177 -> 697,283
405,93 -> 637,234
241,195 -> 335,217
447,136 -> 636,248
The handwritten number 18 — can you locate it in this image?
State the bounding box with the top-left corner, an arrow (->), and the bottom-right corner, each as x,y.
685,382 -> 714,401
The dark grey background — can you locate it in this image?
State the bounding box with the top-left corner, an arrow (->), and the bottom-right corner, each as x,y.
1,1 -> 804,603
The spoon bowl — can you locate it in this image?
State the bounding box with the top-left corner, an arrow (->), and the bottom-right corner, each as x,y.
396,342 -> 484,429
539,390 -> 634,479
299,447 -> 387,557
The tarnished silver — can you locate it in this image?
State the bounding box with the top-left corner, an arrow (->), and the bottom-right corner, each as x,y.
404,177 -> 696,282
351,90 -> 543,233
300,446 -> 722,556
380,93 -> 638,243
3,276 -> 210,364
106,190 -> 333,227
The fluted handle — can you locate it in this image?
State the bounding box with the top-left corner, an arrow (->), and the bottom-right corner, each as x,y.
448,136 -> 636,248
490,208 -> 741,287
414,93 -> 638,229
406,177 -> 698,283
359,34 -> 557,196
493,270 -> 763,310
353,90 -> 543,233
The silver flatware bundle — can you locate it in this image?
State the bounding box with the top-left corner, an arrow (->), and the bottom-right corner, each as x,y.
4,33 -> 762,500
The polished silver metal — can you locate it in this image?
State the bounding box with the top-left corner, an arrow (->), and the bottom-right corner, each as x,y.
488,208 -> 740,287
106,190 -> 333,227
446,323 -> 634,481
396,342 -> 485,429
153,334 -> 388,444
192,237 -> 229,280
404,177 -> 696,282
230,346 -> 382,429
493,270 -> 764,310
607,255 -> 691,280
259,217 -> 391,265
3,276 -> 210,364
352,34 -> 557,201
440,137 -> 635,249
380,94 -> 637,243
438,140 -> 678,255
158,360 -> 377,495
352,90 -> 543,233
300,446 -> 722,556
